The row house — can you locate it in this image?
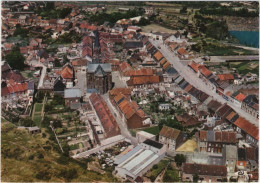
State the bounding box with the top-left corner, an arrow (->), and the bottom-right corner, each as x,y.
230,91 -> 246,108
159,126 -> 184,153
111,93 -> 151,129
127,75 -> 160,88
241,95 -> 259,119
198,130 -> 237,154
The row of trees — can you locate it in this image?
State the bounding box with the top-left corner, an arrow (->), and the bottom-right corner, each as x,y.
88,8 -> 144,25
199,6 -> 259,17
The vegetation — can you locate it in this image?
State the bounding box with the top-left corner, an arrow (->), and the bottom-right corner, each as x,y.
229,61 -> 259,75
1,122 -> 117,182
14,24 -> 29,38
35,2 -> 72,19
158,117 -> 183,131
174,154 -> 186,167
145,159 -> 170,182
163,165 -> 179,182
87,8 -> 144,25
142,126 -> 160,135
19,117 -> 36,127
5,46 -> 26,71
199,6 -> 259,17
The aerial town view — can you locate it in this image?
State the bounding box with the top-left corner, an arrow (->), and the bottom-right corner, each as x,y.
1,1 -> 259,182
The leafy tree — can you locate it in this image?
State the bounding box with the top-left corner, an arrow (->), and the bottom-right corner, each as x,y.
5,47 -> 26,71
14,25 -> 29,38
20,117 -> 35,127
180,6 -> 187,14
174,154 -> 186,167
63,55 -> 69,64
54,59 -> 61,67
138,17 -> 150,26
193,173 -> 199,182
52,119 -> 62,128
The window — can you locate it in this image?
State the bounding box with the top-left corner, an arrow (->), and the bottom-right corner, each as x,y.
208,147 -> 211,152
240,162 -> 243,166
209,143 -> 211,146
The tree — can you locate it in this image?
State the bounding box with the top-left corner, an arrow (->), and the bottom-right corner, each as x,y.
180,6 -> 187,14
20,117 -> 35,127
174,154 -> 186,167
193,173 -> 199,182
54,59 -> 61,67
63,55 -> 69,64
138,17 -> 150,26
5,47 -> 26,71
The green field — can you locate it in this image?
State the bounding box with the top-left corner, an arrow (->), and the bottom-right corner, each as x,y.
1,122 -> 118,182
33,115 -> 42,127
141,24 -> 176,33
230,61 -> 259,75
34,103 -> 43,113
142,126 -> 160,135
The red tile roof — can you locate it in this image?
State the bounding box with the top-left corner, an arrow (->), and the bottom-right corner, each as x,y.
153,51 -> 163,61
61,65 -> 73,79
177,48 -> 188,55
89,93 -> 120,138
218,74 -> 235,81
235,93 -> 246,102
109,88 -> 132,97
127,76 -> 160,86
119,62 -> 132,73
199,65 -> 212,78
234,117 -> 259,140
124,68 -> 153,77
188,61 -> 199,72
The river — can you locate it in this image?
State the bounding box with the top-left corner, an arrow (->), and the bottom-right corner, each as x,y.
229,31 -> 259,48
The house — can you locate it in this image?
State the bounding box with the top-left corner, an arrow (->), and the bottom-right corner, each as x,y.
237,148 -> 247,170
115,139 -> 166,180
87,63 -> 112,94
64,88 -> 82,107
198,130 -> 237,154
27,81 -> 35,98
123,41 -> 143,49
136,131 -> 156,143
60,64 -> 75,88
109,88 -> 132,101
182,163 -> 227,182
159,103 -> 171,111
176,113 -> 202,127
231,92 -> 246,108
71,58 -> 87,73
177,48 -> 189,59
233,116 -> 258,147
111,93 -> 150,129
218,74 -> 235,83
28,126 -> 41,134
241,95 -> 259,119
127,76 -> 160,88
159,126 -> 184,153
144,7 -> 156,15
223,145 -> 237,173
89,93 -> 121,139
53,76 -> 66,95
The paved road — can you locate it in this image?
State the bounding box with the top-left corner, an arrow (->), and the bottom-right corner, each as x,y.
102,94 -> 138,146
149,39 -> 258,126
74,71 -> 86,94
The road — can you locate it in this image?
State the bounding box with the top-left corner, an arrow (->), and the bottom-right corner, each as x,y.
149,39 -> 258,126
74,71 -> 86,94
102,93 -> 138,146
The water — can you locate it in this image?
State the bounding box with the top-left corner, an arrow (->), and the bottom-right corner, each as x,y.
229,31 -> 259,48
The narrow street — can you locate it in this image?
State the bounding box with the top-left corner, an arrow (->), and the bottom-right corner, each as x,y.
102,93 -> 138,146
149,39 -> 258,126
74,71 -> 86,94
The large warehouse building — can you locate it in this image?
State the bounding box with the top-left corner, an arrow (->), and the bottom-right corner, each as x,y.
114,139 -> 166,180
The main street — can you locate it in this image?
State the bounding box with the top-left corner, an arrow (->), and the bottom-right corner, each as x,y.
102,93 -> 138,146
149,39 -> 258,126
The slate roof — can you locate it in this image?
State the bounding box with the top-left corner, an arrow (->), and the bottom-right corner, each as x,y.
159,126 -> 181,140
124,41 -> 143,48
143,139 -> 163,149
64,88 -> 82,98
207,100 -> 222,112
88,63 -> 111,73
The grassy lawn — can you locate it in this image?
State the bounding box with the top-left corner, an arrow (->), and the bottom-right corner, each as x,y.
34,103 -> 43,113
1,122 -> 118,182
145,159 -> 170,182
142,126 -> 160,135
33,115 -> 42,127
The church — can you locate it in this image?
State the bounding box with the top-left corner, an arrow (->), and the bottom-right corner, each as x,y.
86,63 -> 112,94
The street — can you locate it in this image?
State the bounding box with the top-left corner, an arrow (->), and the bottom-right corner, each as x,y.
149,39 -> 258,126
102,93 -> 138,146
74,71 -> 86,94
